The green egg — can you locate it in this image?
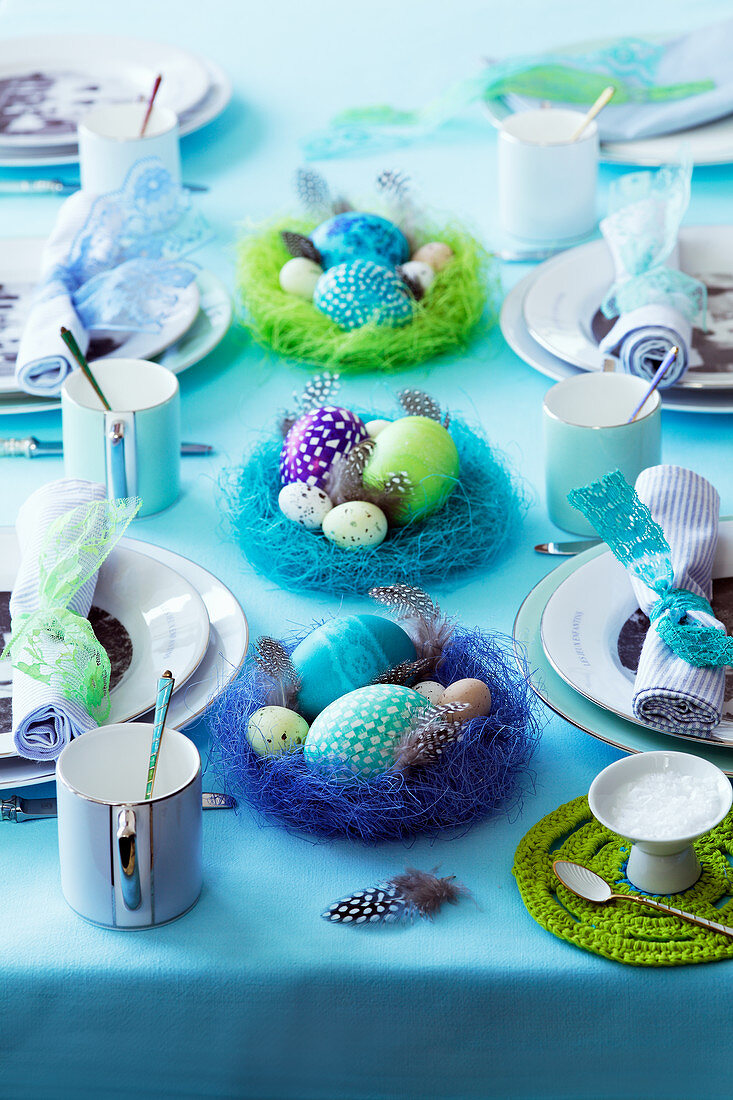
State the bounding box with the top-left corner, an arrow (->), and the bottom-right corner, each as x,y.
304,683 -> 435,778
247,706 -> 309,757
362,416 -> 459,525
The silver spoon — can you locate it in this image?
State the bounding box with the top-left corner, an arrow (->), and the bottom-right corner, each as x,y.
553,860 -> 733,939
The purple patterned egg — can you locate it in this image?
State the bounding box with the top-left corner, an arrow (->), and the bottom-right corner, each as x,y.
279,406 -> 368,487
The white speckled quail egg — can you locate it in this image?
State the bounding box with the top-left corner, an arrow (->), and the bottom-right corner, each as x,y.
411,241 -> 454,272
247,706 -> 310,756
413,680 -> 445,705
279,257 -> 323,299
278,482 -> 333,530
322,501 -> 388,549
365,419 -> 391,438
399,260 -> 436,295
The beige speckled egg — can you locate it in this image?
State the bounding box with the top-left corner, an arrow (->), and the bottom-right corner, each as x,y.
413,680 -> 444,705
365,419 -> 391,438
322,501 -> 388,549
399,260 -> 436,294
278,482 -> 333,530
279,257 -> 323,299
439,679 -> 492,722
247,706 -> 309,756
411,242 -> 454,272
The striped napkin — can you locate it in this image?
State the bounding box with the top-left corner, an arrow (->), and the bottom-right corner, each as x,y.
631,466 -> 726,739
10,479 -> 107,761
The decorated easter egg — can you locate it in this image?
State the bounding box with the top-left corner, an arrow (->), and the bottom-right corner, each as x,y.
280,406 -> 368,487
314,260 -> 414,332
412,241 -> 454,272
440,679 -> 492,722
413,680 -> 445,705
304,683 -> 434,777
247,706 -> 309,757
279,257 -> 322,299
322,501 -> 388,549
362,416 -> 459,525
278,482 -> 333,529
365,419 -> 391,438
399,260 -> 435,295
291,613 -> 416,720
311,212 -> 409,269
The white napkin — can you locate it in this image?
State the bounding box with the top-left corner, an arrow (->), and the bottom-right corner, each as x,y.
10,478 -> 106,761
630,466 -> 726,739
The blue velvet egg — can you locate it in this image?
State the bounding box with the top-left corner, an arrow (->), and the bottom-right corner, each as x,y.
314,260 -> 415,332
279,405 -> 368,488
310,212 -> 409,270
291,613 -> 416,721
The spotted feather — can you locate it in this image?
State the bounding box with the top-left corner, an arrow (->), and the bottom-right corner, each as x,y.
372,656 -> 434,687
295,167 -> 331,216
398,388 -> 442,421
393,701 -> 470,770
369,584 -> 437,620
281,230 -> 323,264
322,882 -> 405,924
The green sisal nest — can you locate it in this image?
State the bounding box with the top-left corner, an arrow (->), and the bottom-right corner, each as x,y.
236,215 -> 499,372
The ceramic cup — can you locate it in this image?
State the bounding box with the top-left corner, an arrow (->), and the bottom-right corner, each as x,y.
61,358 -> 180,516
498,108 -> 598,242
56,723 -> 202,929
588,750 -> 732,895
543,372 -> 662,535
78,102 -> 181,194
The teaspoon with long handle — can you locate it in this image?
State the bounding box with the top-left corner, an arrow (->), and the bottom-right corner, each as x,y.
553,860 -> 733,939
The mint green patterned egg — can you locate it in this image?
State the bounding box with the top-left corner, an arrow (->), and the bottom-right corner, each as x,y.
304,684 -> 434,778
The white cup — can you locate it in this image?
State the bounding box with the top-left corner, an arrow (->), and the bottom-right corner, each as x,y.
61,358 -> 181,517
56,723 -> 202,929
78,102 -> 181,194
498,108 -> 598,242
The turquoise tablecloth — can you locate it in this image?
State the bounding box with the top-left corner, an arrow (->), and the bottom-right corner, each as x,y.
2,1 -> 733,1097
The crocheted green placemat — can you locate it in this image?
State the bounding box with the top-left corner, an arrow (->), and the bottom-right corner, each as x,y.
513,795 -> 733,966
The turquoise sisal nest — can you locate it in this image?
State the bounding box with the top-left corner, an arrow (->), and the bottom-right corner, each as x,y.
236,215 -> 499,371
221,417 -> 527,595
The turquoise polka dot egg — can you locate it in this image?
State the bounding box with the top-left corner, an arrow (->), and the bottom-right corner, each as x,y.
310,212 -> 409,270
314,259 -> 415,332
304,684 -> 434,778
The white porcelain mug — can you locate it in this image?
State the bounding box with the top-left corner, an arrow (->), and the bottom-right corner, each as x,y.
56,723 -> 202,929
61,358 -> 181,516
78,103 -> 181,194
498,108 -> 598,242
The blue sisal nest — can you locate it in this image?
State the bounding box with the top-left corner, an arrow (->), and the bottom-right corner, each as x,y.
208,626 -> 541,844
221,418 -> 526,595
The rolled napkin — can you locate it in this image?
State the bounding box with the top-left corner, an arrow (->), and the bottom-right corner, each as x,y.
598,164 -> 706,388
15,156 -> 205,397
4,479 -> 140,761
569,466 -> 728,739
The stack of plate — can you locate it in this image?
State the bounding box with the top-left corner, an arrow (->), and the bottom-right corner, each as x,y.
514,527 -> 733,774
0,530 -> 249,791
501,226 -> 733,415
0,34 -> 232,168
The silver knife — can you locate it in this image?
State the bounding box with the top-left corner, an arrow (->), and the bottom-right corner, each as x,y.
0,179 -> 208,195
534,538 -> 601,555
1,791 -> 236,821
0,437 -> 213,458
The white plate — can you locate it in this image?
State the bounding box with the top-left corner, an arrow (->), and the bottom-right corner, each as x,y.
0,537 -> 248,790
500,269 -> 733,415
0,35 -> 210,149
0,531 -> 211,757
540,519 -> 733,745
513,548 -> 733,776
522,226 -> 733,390
0,59 -> 231,167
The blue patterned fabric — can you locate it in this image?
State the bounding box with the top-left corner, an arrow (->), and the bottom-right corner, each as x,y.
569,466 -> 727,738
15,158 -> 208,396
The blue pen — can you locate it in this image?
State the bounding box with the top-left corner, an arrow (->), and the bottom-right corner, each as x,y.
626,345 -> 679,423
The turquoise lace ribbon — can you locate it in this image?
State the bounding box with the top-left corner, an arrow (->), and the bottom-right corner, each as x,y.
2,497 -> 141,720
567,471 -> 733,668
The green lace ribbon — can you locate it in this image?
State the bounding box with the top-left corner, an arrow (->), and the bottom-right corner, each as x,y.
3,497 -> 141,719
568,470 -> 733,668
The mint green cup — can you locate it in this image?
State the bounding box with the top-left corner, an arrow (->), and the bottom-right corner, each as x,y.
543,373 -> 662,535
61,359 -> 181,517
